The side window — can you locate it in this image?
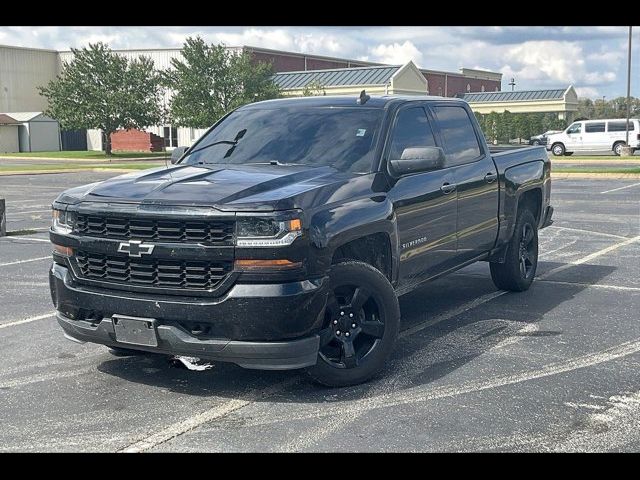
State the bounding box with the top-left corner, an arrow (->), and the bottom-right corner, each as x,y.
585,122 -> 605,133
608,121 -> 635,132
567,123 -> 581,134
389,107 -> 436,160
432,105 -> 482,166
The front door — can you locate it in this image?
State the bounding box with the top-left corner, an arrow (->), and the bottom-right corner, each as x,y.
565,122 -> 583,151
387,105 -> 458,289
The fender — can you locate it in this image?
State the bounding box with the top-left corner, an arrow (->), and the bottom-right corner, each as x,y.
307,195 -> 399,282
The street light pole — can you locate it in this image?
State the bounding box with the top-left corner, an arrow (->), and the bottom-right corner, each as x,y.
625,26 -> 633,148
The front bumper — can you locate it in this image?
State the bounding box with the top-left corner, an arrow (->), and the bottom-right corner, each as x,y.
50,263 -> 328,369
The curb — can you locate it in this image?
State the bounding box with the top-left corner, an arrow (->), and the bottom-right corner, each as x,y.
551,172 -> 640,180
0,168 -> 141,176
0,156 -> 168,162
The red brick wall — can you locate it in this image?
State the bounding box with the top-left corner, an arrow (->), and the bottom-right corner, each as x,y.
422,72 -> 500,97
111,129 -> 164,152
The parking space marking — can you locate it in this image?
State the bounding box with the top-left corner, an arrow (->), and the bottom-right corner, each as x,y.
546,225 -> 628,240
600,182 -> 640,194
0,256 -> 50,267
0,366 -> 95,390
539,235 -> 640,281
0,313 -> 55,330
119,377 -> 300,453
248,337 -> 640,429
7,209 -> 52,216
537,279 -> 640,292
2,236 -> 50,243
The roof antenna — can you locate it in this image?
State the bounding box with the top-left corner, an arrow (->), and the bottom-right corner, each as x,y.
357,89 -> 370,105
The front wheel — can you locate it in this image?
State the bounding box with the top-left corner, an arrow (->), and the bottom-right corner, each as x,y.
306,260 -> 400,387
490,209 -> 539,292
551,143 -> 565,156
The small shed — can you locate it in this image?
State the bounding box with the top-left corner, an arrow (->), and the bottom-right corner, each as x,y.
273,61 -> 429,97
0,114 -> 20,153
1,112 -> 61,152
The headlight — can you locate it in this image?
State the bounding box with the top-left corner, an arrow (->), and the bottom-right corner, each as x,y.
236,216 -> 302,247
52,208 -> 73,234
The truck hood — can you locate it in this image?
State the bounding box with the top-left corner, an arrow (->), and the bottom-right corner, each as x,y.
56,163 -> 383,212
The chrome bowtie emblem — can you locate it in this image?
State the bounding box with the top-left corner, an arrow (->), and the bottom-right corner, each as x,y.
117,240 -> 155,258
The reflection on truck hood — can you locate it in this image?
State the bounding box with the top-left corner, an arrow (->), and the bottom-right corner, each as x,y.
56,163 -> 384,212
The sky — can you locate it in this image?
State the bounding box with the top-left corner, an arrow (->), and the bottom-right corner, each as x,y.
1,26 -> 638,99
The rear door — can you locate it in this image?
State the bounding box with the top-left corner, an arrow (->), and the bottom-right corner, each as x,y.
388,105 -> 459,288
430,103 -> 500,263
583,121 -> 607,150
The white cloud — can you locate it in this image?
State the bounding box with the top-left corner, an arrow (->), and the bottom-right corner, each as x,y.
369,41 -> 423,66
575,86 -> 599,98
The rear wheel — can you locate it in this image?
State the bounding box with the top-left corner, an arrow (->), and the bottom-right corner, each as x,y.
532,139 -> 541,146
551,143 -> 565,156
306,260 -> 400,387
613,141 -> 626,156
490,209 -> 538,292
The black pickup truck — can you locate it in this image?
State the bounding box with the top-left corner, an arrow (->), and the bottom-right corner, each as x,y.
49,94 -> 553,386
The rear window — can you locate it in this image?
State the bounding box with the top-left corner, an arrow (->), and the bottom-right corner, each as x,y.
432,105 -> 481,166
608,121 -> 635,132
585,122 -> 605,133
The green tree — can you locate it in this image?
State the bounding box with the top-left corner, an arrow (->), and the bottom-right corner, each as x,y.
165,37 -> 280,128
38,43 -> 165,156
485,111 -> 499,144
302,80 -> 326,96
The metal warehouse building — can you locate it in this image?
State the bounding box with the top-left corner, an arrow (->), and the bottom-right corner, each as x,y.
0,43 -> 503,152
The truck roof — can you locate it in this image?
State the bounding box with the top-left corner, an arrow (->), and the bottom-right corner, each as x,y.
240,95 -> 467,110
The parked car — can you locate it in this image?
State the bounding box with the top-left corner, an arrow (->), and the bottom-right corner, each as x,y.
546,118 -> 640,156
529,130 -> 562,146
49,94 -> 553,387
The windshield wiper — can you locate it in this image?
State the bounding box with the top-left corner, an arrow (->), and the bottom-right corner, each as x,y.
188,128 -> 247,156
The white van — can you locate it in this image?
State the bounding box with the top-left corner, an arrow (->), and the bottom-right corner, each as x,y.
546,118 -> 640,156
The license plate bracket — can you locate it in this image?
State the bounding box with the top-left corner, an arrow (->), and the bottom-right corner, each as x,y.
112,315 -> 158,347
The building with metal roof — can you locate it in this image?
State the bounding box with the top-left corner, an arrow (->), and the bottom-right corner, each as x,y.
0,111 -> 60,152
273,61 -> 429,96
461,86 -> 579,120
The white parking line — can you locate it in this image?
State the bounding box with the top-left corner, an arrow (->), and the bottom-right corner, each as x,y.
538,279 -> 640,292
600,182 -> 640,194
539,235 -> 640,280
118,377 -> 300,453
0,313 -> 55,330
3,236 -> 50,243
546,225 -> 628,240
0,256 -> 50,267
7,209 -> 51,215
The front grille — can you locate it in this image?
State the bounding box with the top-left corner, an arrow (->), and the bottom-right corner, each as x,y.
74,251 -> 232,291
74,214 -> 234,245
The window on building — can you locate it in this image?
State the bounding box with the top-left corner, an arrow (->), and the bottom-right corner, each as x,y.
389,107 -> 436,160
481,85 -> 485,92
495,87 -> 499,92
466,84 -> 471,92
608,121 -> 635,132
432,105 -> 482,166
163,126 -> 178,148
585,122 -> 605,133
438,87 -> 443,96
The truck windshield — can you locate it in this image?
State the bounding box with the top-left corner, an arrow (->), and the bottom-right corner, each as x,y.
180,106 -> 384,173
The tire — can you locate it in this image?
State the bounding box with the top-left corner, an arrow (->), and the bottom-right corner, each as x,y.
613,141 -> 626,156
490,209 -> 538,292
532,140 -> 540,146
306,260 -> 400,387
551,143 -> 565,156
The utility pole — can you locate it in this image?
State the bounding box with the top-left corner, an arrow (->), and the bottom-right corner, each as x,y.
625,26 -> 633,151
508,78 -> 516,91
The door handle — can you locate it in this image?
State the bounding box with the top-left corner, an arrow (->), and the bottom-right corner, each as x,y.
440,182 -> 457,194
484,172 -> 497,183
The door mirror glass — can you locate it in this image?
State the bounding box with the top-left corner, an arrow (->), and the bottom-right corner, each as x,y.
170,146 -> 188,164
389,147 -> 445,177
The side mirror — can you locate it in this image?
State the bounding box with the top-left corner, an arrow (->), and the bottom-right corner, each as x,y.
170,146 -> 188,164
389,147 -> 445,178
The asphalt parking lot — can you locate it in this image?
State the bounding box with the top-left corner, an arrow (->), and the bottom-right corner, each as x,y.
1,171 -> 639,452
